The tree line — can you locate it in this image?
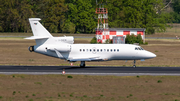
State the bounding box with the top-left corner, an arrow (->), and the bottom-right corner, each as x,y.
0,0 -> 179,34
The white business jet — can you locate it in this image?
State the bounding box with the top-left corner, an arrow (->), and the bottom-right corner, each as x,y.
25,18 -> 156,68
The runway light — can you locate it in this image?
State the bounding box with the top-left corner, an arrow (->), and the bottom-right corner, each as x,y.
62,69 -> 65,75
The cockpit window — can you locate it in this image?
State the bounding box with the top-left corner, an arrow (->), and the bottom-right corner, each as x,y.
135,47 -> 144,50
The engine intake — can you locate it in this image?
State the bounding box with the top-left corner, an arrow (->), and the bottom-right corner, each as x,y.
28,46 -> 34,52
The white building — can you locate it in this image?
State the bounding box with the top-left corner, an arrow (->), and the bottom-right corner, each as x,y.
96,28 -> 146,43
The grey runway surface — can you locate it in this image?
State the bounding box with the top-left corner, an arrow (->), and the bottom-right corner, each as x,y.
0,66 -> 180,76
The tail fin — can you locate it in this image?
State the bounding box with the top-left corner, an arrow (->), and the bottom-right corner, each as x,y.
25,18 -> 53,39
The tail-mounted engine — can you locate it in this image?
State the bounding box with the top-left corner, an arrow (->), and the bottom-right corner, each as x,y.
28,46 -> 34,52
54,36 -> 74,44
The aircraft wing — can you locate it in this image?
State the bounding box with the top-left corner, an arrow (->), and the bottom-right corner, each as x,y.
54,49 -> 102,61
68,56 -> 102,62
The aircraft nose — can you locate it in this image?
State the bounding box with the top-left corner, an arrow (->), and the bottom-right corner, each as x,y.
151,53 -> 156,58
148,52 -> 156,58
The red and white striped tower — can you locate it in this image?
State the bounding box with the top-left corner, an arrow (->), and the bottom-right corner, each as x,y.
96,1 -> 108,43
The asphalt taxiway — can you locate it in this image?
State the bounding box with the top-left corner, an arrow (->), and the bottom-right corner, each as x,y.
0,66 -> 180,76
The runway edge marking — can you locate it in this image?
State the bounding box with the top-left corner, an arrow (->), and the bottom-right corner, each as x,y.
0,72 -> 180,76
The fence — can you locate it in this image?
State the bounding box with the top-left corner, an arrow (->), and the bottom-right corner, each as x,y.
165,23 -> 180,33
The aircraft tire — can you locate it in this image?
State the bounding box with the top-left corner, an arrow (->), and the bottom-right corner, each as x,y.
133,65 -> 136,68
80,64 -> 85,67
80,64 -> 86,67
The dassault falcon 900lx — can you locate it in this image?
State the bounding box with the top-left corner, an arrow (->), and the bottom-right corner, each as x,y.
26,18 -> 156,68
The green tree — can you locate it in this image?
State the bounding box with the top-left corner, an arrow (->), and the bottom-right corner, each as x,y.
136,34 -> 143,44
0,5 -> 3,32
107,0 -> 124,28
125,34 -> 143,44
0,0 -> 173,34
107,0 -> 172,34
0,0 -> 34,32
90,37 -> 97,43
171,0 -> 180,23
62,20 -> 76,34
172,0 -> 180,14
43,0 -> 68,33
66,0 -> 96,33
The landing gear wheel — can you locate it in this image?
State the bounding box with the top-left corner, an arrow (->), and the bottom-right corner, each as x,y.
133,65 -> 136,68
80,61 -> 85,67
133,60 -> 136,68
80,64 -> 85,67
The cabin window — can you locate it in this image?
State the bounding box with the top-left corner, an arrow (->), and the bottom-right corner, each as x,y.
107,49 -> 109,52
93,49 -> 96,52
114,49 -> 116,52
117,49 -> 119,52
111,49 -> 112,52
80,49 -> 82,51
97,49 -> 99,52
104,49 -> 106,52
90,49 -> 92,52
83,49 -> 85,52
101,49 -> 102,52
86,49 -> 88,52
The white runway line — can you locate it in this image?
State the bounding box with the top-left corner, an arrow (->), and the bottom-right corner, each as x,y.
0,72 -> 180,76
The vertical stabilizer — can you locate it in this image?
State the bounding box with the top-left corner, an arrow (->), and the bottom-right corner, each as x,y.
29,18 -> 53,38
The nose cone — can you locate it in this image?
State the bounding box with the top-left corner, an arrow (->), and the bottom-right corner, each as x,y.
150,52 -> 156,58
137,51 -> 156,59
147,51 -> 156,59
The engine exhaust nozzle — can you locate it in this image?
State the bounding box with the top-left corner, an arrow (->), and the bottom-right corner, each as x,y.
28,46 -> 34,52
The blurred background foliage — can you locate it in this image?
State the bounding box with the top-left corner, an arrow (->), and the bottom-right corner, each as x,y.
0,0 -> 179,34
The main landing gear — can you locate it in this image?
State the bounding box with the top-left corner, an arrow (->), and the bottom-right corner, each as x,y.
80,61 -> 85,67
133,60 -> 136,68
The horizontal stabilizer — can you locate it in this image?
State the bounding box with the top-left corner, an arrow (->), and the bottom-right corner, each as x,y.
25,36 -> 50,40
